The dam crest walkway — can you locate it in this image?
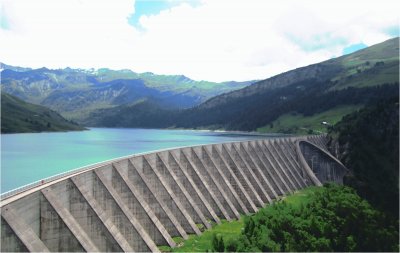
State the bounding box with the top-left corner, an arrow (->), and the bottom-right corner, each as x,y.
1,135 -> 347,252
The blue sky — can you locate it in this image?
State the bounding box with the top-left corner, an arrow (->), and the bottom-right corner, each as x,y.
342,43 -> 368,55
384,26 -> 399,37
0,0 -> 399,82
0,4 -> 10,30
128,0 -> 201,27
129,0 -> 173,26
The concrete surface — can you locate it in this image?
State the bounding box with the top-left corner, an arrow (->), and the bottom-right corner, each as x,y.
1,134 -> 346,252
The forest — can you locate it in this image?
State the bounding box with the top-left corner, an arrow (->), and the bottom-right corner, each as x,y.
86,81 -> 398,131
211,184 -> 398,252
328,96 -> 399,217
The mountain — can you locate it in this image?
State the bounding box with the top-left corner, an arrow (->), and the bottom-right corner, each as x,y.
0,63 -> 32,72
178,37 -> 399,132
82,98 -> 178,128
85,37 -> 399,132
200,37 -> 399,109
1,92 -> 86,133
0,64 -> 253,121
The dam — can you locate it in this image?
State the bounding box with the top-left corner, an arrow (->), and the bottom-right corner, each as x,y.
1,135 -> 347,252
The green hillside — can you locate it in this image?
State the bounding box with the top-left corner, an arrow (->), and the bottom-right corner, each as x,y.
164,187 -> 320,253
165,184 -> 398,252
331,37 -> 399,90
175,37 -> 399,133
83,38 -> 398,132
1,93 -> 86,133
2,38 -> 398,134
257,105 -> 362,134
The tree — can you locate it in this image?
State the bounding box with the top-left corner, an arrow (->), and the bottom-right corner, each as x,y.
222,184 -> 398,252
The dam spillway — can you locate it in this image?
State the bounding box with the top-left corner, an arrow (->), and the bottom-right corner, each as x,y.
1,135 -> 347,252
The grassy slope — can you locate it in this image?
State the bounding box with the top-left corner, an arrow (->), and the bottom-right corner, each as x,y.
163,186 -> 322,252
169,219 -> 244,252
282,186 -> 322,208
257,38 -> 398,134
331,59 -> 399,90
1,93 -> 86,133
257,105 -> 362,134
331,37 -> 399,90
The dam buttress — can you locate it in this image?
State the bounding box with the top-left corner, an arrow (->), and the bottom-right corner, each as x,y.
1,135 -> 347,252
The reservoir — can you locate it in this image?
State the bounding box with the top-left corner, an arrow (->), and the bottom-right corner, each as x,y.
1,128 -> 281,193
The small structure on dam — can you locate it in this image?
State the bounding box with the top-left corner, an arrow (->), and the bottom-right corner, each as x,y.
1,135 -> 347,252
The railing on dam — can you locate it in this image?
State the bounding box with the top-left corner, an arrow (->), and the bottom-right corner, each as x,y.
1,141 -> 256,201
1,134 -> 346,252
1,151 -> 167,201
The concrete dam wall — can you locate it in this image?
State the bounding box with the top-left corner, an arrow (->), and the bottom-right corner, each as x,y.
1,135 -> 347,252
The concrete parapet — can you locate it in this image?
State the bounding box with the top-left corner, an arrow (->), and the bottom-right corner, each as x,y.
1,134 -> 346,252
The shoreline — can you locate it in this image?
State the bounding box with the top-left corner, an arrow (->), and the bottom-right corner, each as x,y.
1,125 -> 295,137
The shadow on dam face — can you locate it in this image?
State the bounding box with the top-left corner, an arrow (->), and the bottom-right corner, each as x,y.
297,140 -> 349,185
1,135 -> 347,252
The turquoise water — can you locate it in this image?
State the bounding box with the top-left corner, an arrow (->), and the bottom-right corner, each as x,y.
1,128 -> 280,193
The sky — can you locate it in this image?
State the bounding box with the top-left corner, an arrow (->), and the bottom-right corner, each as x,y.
0,0 -> 399,82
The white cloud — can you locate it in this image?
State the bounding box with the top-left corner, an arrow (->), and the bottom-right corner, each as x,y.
1,0 -> 137,69
1,0 -> 399,82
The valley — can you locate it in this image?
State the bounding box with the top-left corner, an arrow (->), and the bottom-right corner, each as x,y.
1,38 -> 398,134
78,38 -> 399,133
1,1 -> 399,252
1,64 -> 253,122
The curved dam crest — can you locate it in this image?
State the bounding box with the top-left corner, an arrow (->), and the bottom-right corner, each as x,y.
0,135 -> 347,252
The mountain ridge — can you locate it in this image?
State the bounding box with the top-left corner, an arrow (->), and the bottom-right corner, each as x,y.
0,64 -> 254,121
84,37 -> 399,132
200,37 -> 399,109
2,37 -> 398,133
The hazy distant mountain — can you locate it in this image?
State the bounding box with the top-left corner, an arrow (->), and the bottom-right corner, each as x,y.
0,63 -> 32,72
0,64 -> 254,121
85,37 -> 399,133
1,92 -> 86,133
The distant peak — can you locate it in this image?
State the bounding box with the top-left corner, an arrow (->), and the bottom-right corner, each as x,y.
177,75 -> 192,82
142,72 -> 155,75
37,67 -> 49,71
